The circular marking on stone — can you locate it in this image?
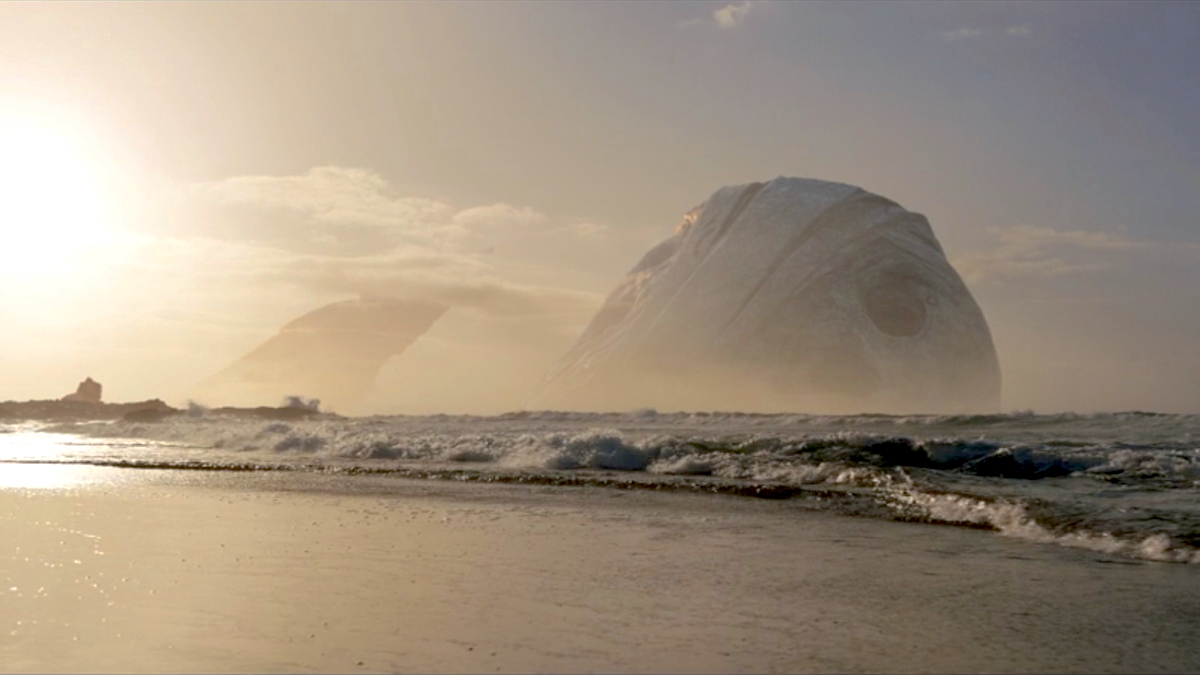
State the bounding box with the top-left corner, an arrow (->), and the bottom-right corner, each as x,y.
864,276 -> 928,337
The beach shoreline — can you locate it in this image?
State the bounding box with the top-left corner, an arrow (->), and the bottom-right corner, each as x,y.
3,465 -> 1199,673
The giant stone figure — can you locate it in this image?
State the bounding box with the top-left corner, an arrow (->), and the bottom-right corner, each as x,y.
530,177 -> 1001,413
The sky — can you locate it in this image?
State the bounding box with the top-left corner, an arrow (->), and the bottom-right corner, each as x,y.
0,1 -> 1197,414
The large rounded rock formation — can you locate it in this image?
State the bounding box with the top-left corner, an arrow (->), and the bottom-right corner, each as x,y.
530,177 -> 1000,414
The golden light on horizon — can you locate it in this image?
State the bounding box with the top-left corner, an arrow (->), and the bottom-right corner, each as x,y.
0,113 -> 112,277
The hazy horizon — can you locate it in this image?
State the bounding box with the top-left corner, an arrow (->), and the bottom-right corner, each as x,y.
2,1 -> 1198,414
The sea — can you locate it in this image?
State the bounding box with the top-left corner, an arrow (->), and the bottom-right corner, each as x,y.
3,409 -> 1199,565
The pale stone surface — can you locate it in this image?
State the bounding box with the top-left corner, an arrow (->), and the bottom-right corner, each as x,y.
532,177 -> 1000,413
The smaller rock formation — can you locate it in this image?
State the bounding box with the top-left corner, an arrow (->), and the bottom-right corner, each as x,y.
192,297 -> 448,413
62,377 -> 102,404
207,404 -> 324,421
121,401 -> 183,423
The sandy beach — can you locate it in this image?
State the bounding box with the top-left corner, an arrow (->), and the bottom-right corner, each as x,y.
3,464 -> 1199,673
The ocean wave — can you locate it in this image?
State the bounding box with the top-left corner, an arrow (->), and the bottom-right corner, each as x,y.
8,411 -> 1200,565
40,413 -> 1200,486
884,488 -> 1200,565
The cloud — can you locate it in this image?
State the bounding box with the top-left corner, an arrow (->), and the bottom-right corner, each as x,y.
714,1 -> 756,29
940,27 -> 984,42
953,225 -> 1174,285
179,166 -> 463,256
990,225 -> 1147,252
189,166 -> 454,232
148,166 -> 608,325
250,248 -> 599,321
180,166 -> 602,254
566,221 -> 610,240
452,203 -> 545,231
940,24 -> 1033,42
679,1 -> 759,30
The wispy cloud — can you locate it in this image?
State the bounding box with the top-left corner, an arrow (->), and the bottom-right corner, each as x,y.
679,1 -> 759,30
153,166 -> 605,322
566,221 -> 610,240
940,24 -> 1034,42
180,166 -> 551,257
954,225 -> 1152,285
452,203 -> 545,231
941,27 -> 984,42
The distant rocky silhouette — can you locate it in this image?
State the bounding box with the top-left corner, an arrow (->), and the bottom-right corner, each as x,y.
0,396 -> 338,423
121,403 -> 183,423
0,397 -> 177,422
193,298 -> 448,412
62,377 -> 102,403
208,405 -> 323,421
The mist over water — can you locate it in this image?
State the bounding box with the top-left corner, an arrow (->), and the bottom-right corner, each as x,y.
181,178 -> 1007,417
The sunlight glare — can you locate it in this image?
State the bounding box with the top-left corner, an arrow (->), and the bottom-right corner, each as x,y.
0,116 -> 111,276
0,428 -> 116,489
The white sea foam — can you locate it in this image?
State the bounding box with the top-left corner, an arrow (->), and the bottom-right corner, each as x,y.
8,411 -> 1200,566
888,489 -> 1200,564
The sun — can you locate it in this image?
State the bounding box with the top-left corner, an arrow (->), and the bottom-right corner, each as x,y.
0,116 -> 111,276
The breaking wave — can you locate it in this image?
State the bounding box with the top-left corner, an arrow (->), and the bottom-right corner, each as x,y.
4,410 -> 1200,564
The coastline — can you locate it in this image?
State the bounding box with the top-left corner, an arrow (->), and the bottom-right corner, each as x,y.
3,465 -> 1199,673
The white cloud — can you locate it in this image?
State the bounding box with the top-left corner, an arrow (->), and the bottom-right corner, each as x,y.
1005,24 -> 1033,36
181,166 -> 460,255
953,225 -> 1175,285
191,166 -> 451,227
154,166 -> 609,322
679,1 -> 759,30
452,203 -> 546,230
992,225 -> 1147,251
714,1 -> 756,29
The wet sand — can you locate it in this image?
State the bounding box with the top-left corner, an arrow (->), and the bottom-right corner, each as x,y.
2,465 -> 1199,673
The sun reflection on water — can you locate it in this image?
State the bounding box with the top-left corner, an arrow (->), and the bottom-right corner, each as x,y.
0,426 -> 128,490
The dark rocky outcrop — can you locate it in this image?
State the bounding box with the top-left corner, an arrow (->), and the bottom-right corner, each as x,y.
0,398 -> 177,422
0,398 -> 339,423
207,405 -> 324,421
61,377 -> 102,403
